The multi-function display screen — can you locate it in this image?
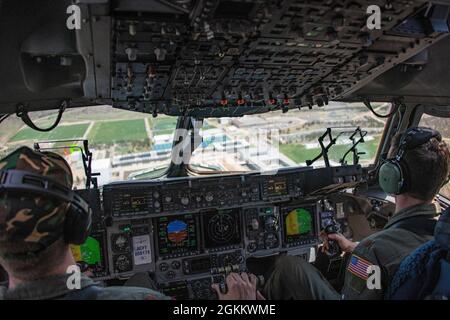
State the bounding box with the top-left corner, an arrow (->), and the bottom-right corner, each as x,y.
264,178 -> 288,197
203,209 -> 241,249
70,231 -> 108,277
123,194 -> 148,212
282,206 -> 316,245
156,214 -> 198,257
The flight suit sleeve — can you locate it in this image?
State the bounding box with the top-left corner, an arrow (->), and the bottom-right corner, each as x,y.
341,239 -> 387,300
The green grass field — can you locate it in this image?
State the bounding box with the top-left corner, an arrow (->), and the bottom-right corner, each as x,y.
9,124 -> 89,143
152,117 -> 177,132
280,136 -> 381,165
145,117 -> 177,136
88,119 -> 148,145
59,106 -> 151,123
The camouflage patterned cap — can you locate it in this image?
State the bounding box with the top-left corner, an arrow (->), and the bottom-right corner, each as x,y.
0,146 -> 73,188
0,146 -> 73,251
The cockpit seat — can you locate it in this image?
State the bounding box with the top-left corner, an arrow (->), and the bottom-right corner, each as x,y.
387,207 -> 450,300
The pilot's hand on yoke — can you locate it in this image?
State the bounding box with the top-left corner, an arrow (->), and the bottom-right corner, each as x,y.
212,272 -> 265,300
323,233 -> 358,253
320,231 -> 357,253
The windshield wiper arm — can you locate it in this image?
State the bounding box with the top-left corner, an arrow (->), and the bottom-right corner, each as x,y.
306,128 -> 344,168
339,127 -> 368,166
34,139 -> 99,189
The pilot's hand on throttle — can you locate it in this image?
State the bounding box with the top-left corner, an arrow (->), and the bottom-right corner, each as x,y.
212,272 -> 263,300
326,233 -> 357,253
245,273 -> 266,300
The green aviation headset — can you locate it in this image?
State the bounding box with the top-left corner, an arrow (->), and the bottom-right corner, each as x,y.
379,127 -> 445,195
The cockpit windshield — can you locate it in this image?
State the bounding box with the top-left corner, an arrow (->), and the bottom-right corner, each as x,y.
189,102 -> 387,173
0,106 -> 177,189
0,102 -> 388,189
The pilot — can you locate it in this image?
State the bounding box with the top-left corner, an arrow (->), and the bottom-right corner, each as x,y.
253,127 -> 450,300
0,146 -> 171,300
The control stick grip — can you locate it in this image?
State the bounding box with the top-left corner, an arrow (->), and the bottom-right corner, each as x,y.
324,222 -> 342,257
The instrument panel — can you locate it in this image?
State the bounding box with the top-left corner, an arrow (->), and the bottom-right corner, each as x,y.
74,165 -> 364,299
3,1 -> 450,116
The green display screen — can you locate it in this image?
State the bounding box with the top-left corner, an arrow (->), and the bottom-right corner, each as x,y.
286,208 -> 313,236
284,207 -> 315,245
71,235 -> 101,265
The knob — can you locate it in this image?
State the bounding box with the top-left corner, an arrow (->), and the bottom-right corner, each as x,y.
265,216 -> 276,230
181,196 -> 189,206
247,242 -> 257,252
125,47 -> 138,61
159,262 -> 169,272
154,48 -> 167,61
251,218 -> 259,230
164,196 -> 172,203
153,191 -> 159,199
205,193 -> 214,202
129,23 -> 137,36
154,201 -> 160,208
195,196 -> 202,202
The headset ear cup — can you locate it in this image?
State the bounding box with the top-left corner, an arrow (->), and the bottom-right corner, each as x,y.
64,205 -> 92,245
379,161 -> 403,195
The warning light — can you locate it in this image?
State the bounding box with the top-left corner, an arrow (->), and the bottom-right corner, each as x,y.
268,98 -> 276,105
283,98 -> 290,105
220,99 -> 228,106
237,98 -> 245,105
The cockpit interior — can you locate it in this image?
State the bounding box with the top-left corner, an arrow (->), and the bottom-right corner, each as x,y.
0,0 -> 449,300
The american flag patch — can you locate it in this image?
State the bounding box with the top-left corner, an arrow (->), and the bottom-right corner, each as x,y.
347,254 -> 371,280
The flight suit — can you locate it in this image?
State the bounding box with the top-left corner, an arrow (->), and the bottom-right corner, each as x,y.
263,203 -> 437,300
0,273 -> 171,300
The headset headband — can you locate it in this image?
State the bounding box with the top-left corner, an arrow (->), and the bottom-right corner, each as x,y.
0,169 -> 89,214
394,127 -> 441,162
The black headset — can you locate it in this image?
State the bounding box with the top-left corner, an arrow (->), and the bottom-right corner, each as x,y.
0,169 -> 91,245
378,127 -> 444,195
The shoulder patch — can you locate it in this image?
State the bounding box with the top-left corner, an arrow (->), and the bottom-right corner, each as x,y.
345,254 -> 375,294
347,254 -> 372,281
